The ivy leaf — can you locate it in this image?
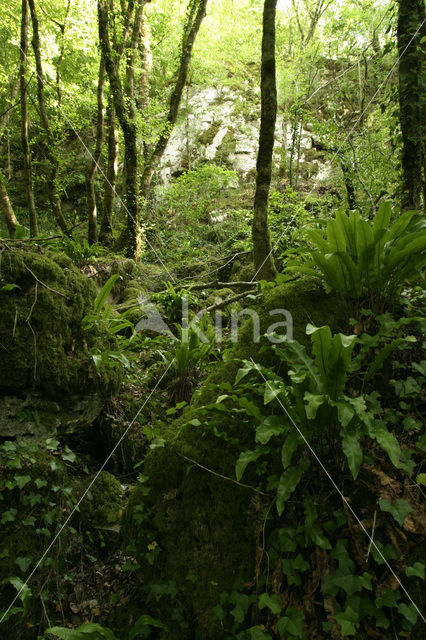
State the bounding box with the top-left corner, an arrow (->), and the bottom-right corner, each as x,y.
379,498 -> 413,526
258,592 -> 282,615
405,563 -> 425,579
15,557 -> 32,572
334,606 -> 359,636
416,473 -> 426,487
14,475 -> 31,490
277,607 -> 303,637
397,603 -> 418,626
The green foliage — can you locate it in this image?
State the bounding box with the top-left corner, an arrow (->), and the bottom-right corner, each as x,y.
156,164 -> 238,226
268,187 -> 316,258
60,236 -> 104,266
164,317 -> 217,402
154,282 -> 197,325
289,203 -> 426,304
82,275 -> 138,372
197,310 -> 424,636
46,623 -> 119,640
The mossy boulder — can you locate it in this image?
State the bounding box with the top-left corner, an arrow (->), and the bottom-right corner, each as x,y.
0,246 -> 121,437
80,470 -> 123,528
122,277 -> 352,637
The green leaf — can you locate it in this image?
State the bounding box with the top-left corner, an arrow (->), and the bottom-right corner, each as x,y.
334,606 -> 359,636
258,592 -> 282,615
235,362 -> 256,385
47,623 -> 119,640
277,466 -> 304,515
304,496 -> 331,549
235,449 -> 265,481
379,498 -> 413,526
264,380 -> 285,405
368,425 -> 401,467
94,274 -> 120,315
129,614 -> 168,639
14,475 -> 31,490
277,607 -> 303,637
341,431 -> 363,479
397,603 -> 418,626
15,556 -> 32,572
304,392 -> 326,420
1,283 -> 20,292
416,473 -> 426,487
281,432 -> 300,469
256,416 -> 288,445
405,562 -> 425,579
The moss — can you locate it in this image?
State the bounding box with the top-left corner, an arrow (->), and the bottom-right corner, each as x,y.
198,121 -> 222,146
122,277 -> 353,637
0,246 -> 121,399
80,470 -> 123,527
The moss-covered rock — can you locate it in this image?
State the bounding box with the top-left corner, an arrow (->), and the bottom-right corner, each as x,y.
0,246 -> 121,437
122,277 -> 352,637
80,470 -> 123,528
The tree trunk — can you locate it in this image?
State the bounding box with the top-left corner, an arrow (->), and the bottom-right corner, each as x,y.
19,0 -> 38,237
99,102 -> 118,246
0,173 -> 18,238
137,14 -> 152,113
340,154 -> 357,210
86,57 -> 106,244
139,0 -> 208,202
252,0 -> 277,282
28,0 -> 69,235
397,0 -> 425,212
98,0 -> 146,259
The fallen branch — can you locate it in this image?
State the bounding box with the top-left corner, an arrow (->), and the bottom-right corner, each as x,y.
206,289 -> 258,312
24,264 -> 66,297
177,280 -> 259,291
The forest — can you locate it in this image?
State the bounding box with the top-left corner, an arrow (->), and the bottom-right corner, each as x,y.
0,0 -> 425,638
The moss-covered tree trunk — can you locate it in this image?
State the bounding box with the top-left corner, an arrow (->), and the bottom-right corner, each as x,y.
397,0 -> 425,212
19,0 -> 38,237
28,0 -> 69,235
98,0 -> 145,259
252,0 -> 277,281
86,57 -> 105,245
0,74 -> 20,238
99,102 -> 118,246
0,173 -> 18,238
139,0 -> 208,202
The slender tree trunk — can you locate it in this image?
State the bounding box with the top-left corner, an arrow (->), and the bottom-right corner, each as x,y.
137,15 -> 152,112
252,0 -> 277,281
99,102 -> 118,245
340,154 -> 357,210
28,0 -> 69,235
20,0 -> 38,237
98,0 -> 141,259
0,173 -> 18,238
86,58 -> 106,244
0,74 -> 20,237
397,0 -> 425,212
139,0 -> 208,202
